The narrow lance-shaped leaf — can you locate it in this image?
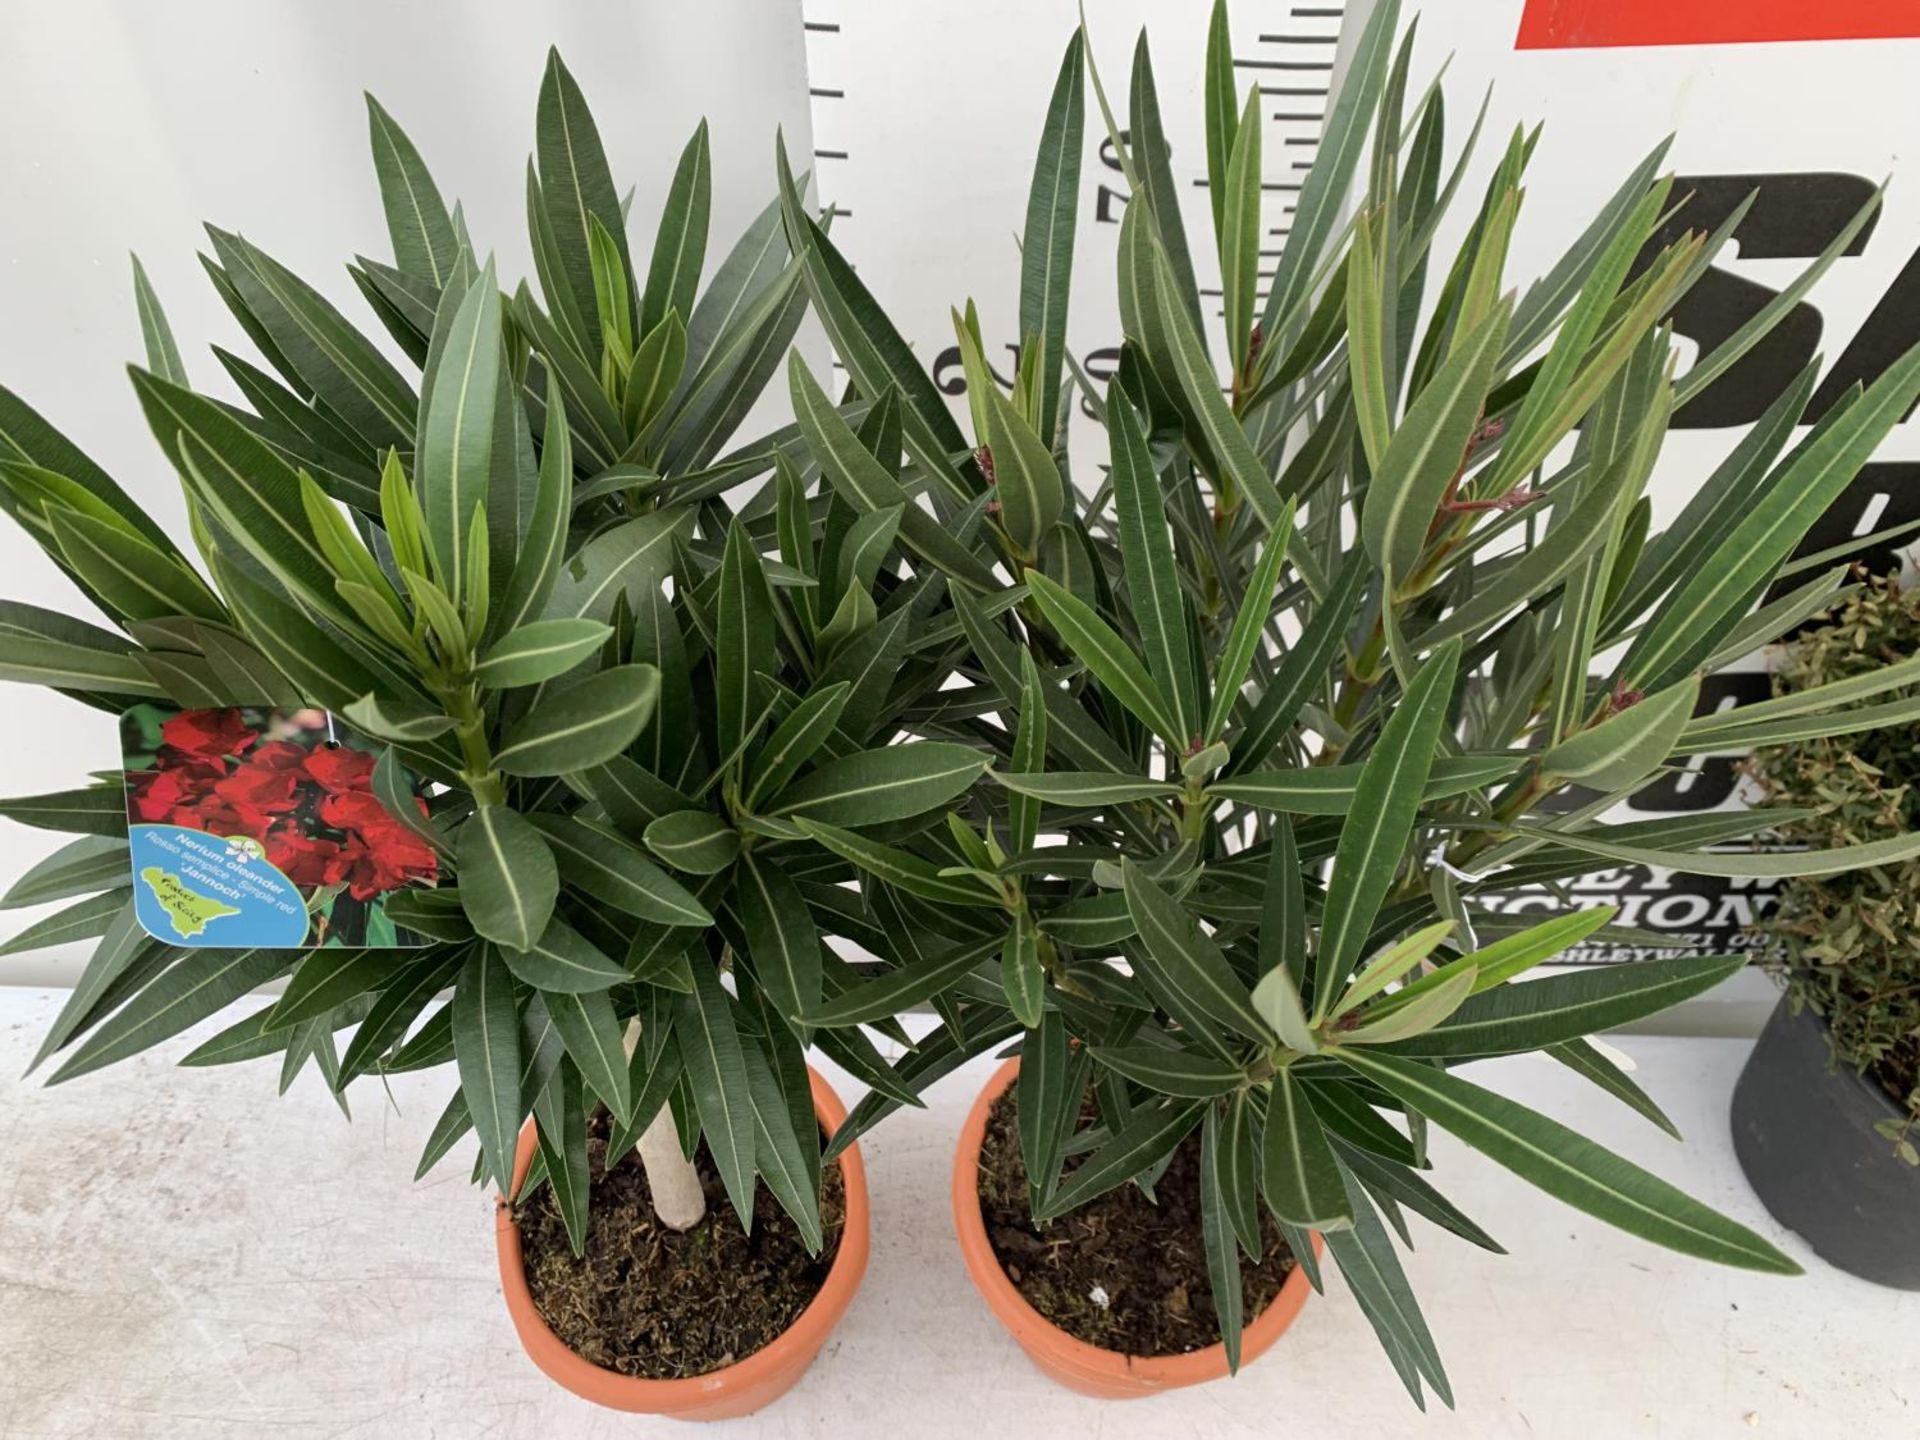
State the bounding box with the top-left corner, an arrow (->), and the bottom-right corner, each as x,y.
1335,1047 -> 1799,1273
677,956 -> 758,1228
1020,32 -> 1086,442
456,806 -> 558,952
1261,1067 -> 1353,1228
1314,640 -> 1460,1017
453,944 -> 524,1189
1023,569 -> 1181,743
1109,393 -> 1197,741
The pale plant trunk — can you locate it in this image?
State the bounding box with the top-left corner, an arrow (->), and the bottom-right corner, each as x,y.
623,1020 -> 707,1230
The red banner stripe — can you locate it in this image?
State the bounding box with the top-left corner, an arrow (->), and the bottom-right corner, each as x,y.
1517,0 -> 1920,49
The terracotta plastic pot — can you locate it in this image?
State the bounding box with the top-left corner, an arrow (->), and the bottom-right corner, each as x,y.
496,1068 -> 870,1420
952,1055 -> 1322,1398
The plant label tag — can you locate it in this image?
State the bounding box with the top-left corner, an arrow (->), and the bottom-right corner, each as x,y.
120,703 -> 440,948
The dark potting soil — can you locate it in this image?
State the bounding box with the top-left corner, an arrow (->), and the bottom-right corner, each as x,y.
515,1111 -> 845,1380
977,1089 -> 1297,1357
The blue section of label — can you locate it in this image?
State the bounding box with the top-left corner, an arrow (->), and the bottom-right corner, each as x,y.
129,824 -> 309,948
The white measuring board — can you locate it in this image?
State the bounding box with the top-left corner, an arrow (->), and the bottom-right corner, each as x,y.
795,2 -> 1920,977
801,0 -> 1357,475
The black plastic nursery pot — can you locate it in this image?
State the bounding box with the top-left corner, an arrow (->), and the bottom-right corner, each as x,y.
1730,997 -> 1920,1290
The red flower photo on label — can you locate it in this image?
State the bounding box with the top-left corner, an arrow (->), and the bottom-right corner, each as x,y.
121,703 -> 438,947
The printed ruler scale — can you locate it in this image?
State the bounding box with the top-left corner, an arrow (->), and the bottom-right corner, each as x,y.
799,1 -> 1359,420
793,1 -> 1920,985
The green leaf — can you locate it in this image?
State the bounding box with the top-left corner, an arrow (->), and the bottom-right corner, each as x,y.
768,743 -> 988,827
1260,1067 -> 1353,1228
453,944 -> 524,1189
735,851 -> 823,1020
1017,1012 -> 1082,1204
993,772 -> 1178,807
1259,0 -> 1400,339
742,1040 -> 824,1253
806,933 -> 998,1027
1210,752 -> 1514,813
1626,338 -> 1920,690
1510,823 -> 1920,879
365,95 -> 459,288
1202,0 -> 1238,236
130,255 -> 188,385
1109,394 -> 1198,740
547,987 -> 633,1123
1364,298 -> 1512,585
1338,1047 -> 1800,1273
1333,919 -> 1458,1020
1347,210 -> 1392,470
1205,505 -> 1296,743
264,949 -> 385,1031
1549,1037 -> 1681,1139
622,310 -> 687,438
1200,1103 -> 1246,1374
1219,85 -> 1263,376
787,352 -> 996,592
635,809 -> 735,875
494,664 -> 660,776
638,122 -> 711,342
415,259 -> 501,608
677,956 -> 757,1228
792,819 -> 998,908
1542,676 -> 1700,789
1000,915 -> 1045,1029
209,231 -> 418,446
1,835 -> 129,910
1148,237 -> 1286,530
716,517 -> 776,764
1377,955 -> 1745,1060
1024,569 -> 1181,743
1252,963 -> 1317,1062
0,786 -> 127,839
1337,1142 -> 1505,1253
1321,1158 -> 1452,1408
45,948 -> 291,1083
130,369 -> 338,617
1227,552 -> 1369,774
542,510 -> 690,625
497,915 -> 628,994
529,814 -> 712,925
0,889 -> 123,956
536,49 -> 630,359
1339,968 -> 1476,1045
1090,1044 -> 1244,1098
1313,640 -> 1460,1015
474,619 -> 611,688
983,382 -> 1065,557
1020,32 -> 1086,442
1122,861 -> 1271,1045
456,806 -> 558,952
1036,1097 -> 1203,1221
532,1062 -> 589,1250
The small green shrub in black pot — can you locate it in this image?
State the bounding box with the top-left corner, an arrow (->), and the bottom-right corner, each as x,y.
1736,573 -> 1920,1289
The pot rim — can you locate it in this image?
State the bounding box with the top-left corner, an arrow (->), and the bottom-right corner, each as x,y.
1769,993 -> 1912,1122
494,1066 -> 869,1407
951,1053 -> 1321,1386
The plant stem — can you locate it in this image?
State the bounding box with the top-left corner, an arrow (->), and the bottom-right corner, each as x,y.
623,1020 -> 706,1231
439,682 -> 504,807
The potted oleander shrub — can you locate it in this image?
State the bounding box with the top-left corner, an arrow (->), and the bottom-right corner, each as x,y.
1733,575 -> 1920,1290
776,0 -> 1920,1406
0,52 -> 988,1418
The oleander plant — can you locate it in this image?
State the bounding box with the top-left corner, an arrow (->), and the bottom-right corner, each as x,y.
0,51 -> 990,1254
782,0 -> 1920,1405
1748,575 -> 1920,1164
